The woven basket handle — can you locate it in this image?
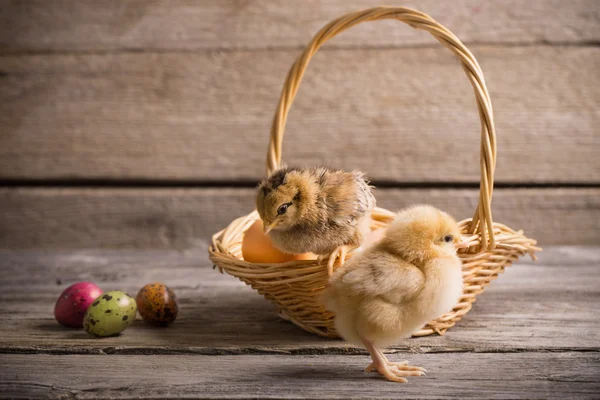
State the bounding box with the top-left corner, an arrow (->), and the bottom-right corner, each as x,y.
265,7 -> 497,249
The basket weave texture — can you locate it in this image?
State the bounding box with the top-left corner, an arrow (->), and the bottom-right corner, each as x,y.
209,6 -> 540,338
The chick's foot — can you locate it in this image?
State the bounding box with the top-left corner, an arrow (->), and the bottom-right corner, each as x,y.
366,359 -> 426,383
365,360 -> 427,374
327,245 -> 351,276
361,338 -> 426,383
366,359 -> 406,372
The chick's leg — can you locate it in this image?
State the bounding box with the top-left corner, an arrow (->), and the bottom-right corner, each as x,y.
360,336 -> 426,383
327,245 -> 352,276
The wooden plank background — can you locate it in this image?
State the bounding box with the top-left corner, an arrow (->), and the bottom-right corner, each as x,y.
0,0 -> 598,248
1,188 -> 598,248
1,46 -> 598,183
1,0 -> 598,52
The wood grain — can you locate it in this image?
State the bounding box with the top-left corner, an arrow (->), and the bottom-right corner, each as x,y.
1,353 -> 598,399
1,187 -> 598,249
0,248 -> 598,398
1,0 -> 598,53
0,247 -> 598,354
1,46 -> 598,183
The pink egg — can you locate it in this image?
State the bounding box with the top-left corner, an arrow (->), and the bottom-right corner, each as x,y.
54,282 -> 103,328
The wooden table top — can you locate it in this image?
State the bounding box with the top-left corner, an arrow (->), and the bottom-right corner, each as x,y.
1,246 -> 598,399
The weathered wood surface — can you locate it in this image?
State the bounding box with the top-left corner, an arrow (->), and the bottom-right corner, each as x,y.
0,0 -> 598,395
1,247 -> 598,354
1,46 -> 598,183
1,188 -> 598,249
0,247 -> 598,399
1,0 -> 598,53
1,353 -> 599,399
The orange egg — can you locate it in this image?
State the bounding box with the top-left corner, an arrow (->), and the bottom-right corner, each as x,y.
242,219 -> 316,263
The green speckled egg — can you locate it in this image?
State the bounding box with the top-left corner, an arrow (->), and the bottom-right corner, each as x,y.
83,291 -> 137,337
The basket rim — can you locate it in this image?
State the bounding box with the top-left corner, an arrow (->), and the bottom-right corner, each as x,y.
209,207 -> 540,277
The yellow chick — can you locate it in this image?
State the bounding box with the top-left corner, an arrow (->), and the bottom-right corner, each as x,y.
256,166 -> 375,274
322,205 -> 468,383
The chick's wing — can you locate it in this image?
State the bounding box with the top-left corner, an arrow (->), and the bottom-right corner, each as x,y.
320,170 -> 373,226
337,252 -> 425,305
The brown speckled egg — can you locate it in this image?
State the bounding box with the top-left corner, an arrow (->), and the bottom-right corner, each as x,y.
136,283 -> 178,326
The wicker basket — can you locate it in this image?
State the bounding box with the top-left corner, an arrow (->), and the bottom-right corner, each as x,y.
209,6 -> 541,338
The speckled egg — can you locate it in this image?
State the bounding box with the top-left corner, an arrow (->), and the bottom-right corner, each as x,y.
136,283 -> 178,326
83,291 -> 137,337
54,282 -> 103,328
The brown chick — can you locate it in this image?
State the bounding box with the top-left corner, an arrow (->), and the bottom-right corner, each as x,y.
322,205 -> 468,383
256,166 -> 375,274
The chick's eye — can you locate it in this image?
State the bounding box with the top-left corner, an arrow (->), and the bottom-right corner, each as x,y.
444,235 -> 454,243
277,203 -> 289,215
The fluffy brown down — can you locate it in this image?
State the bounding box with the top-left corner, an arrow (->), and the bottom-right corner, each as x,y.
256,166 -> 375,256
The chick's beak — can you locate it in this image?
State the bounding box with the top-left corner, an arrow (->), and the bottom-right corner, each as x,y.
454,240 -> 470,249
263,221 -> 278,235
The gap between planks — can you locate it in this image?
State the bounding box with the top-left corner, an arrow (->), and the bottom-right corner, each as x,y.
3,40 -> 600,57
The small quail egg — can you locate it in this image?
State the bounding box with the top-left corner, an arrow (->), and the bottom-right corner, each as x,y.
136,283 -> 179,326
54,282 -> 103,328
83,291 -> 137,337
